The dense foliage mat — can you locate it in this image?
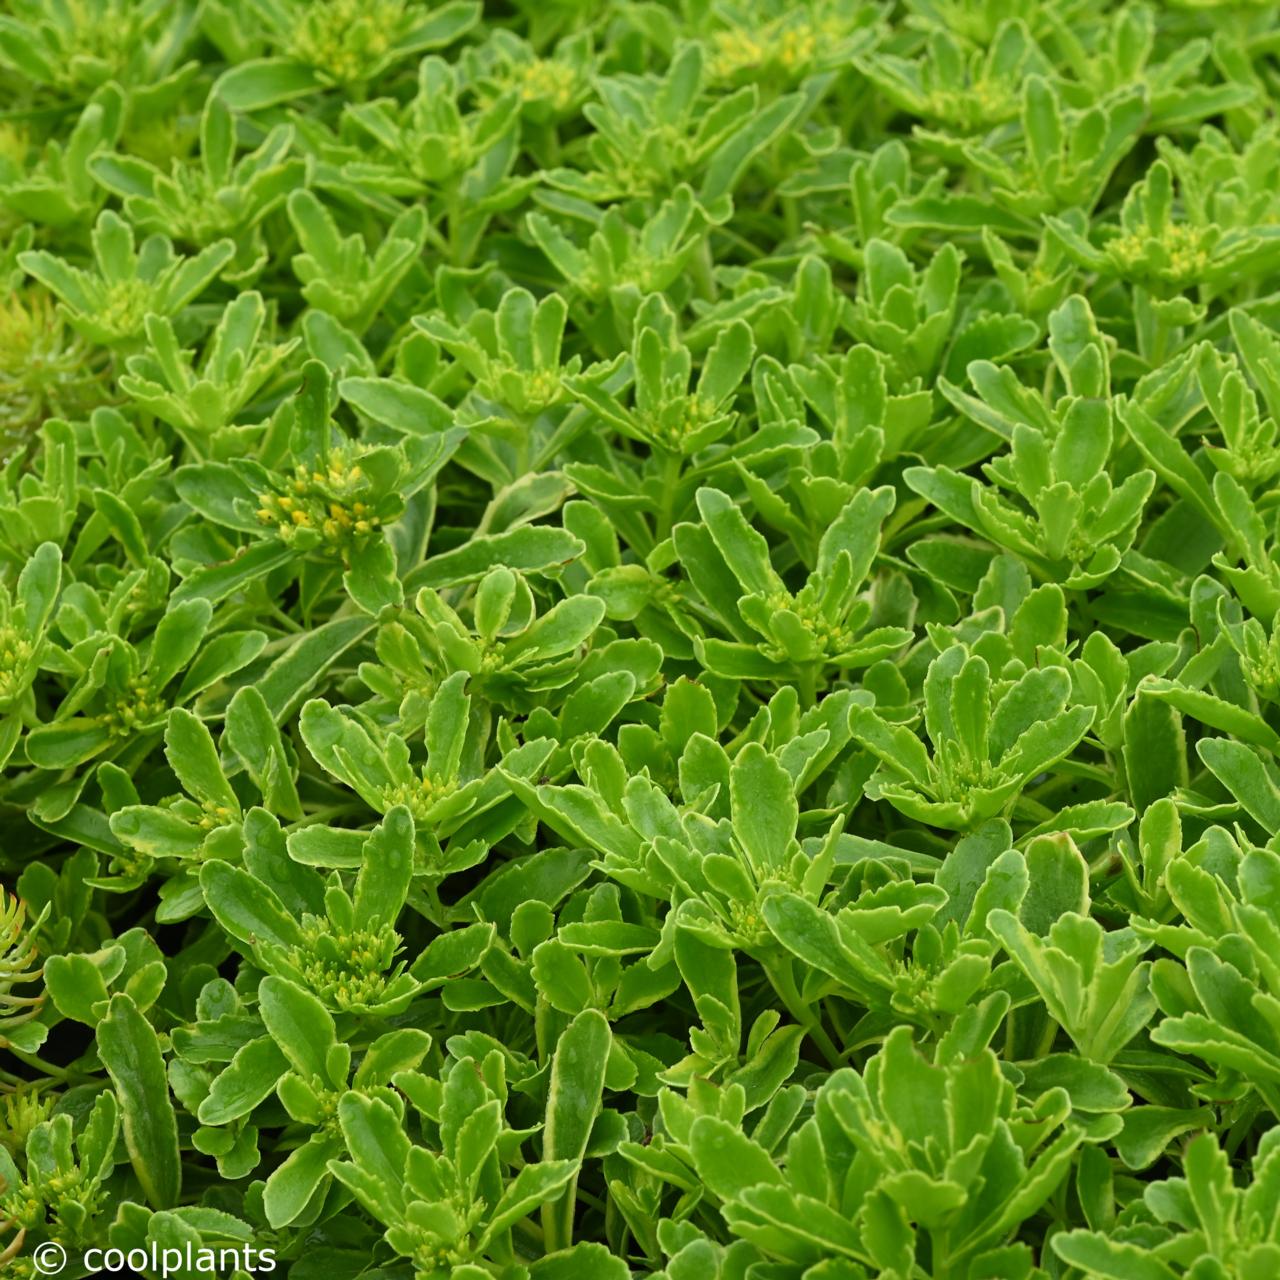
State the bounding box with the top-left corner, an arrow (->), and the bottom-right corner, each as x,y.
8,1 -> 1280,1277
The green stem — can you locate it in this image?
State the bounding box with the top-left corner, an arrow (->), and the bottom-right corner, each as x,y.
1068,587 -> 1095,633
408,879 -> 445,929
931,1227 -> 953,1280
268,603 -> 304,634
690,237 -> 717,304
796,661 -> 822,710
446,193 -> 462,267
1034,1016 -> 1059,1060
534,996 -> 553,1064
511,410 -> 536,481
292,803 -> 366,826
782,194 -> 801,247
824,996 -> 850,1047
541,1198 -> 571,1257
764,960 -> 843,1068
653,447 -> 682,544
2,1048 -> 79,1082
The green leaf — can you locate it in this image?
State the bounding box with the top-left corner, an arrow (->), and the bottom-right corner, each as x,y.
353,805 -> 415,930
339,377 -> 455,436
224,685 -> 302,819
542,1009 -> 611,1249
730,744 -> 796,877
482,1160 -> 580,1243
335,1091 -> 410,1217
1019,834 -> 1089,934
201,859 -> 304,953
258,976 -> 338,1083
97,994 -> 182,1209
1053,1230 -> 1179,1280
688,1115 -> 783,1200
409,528 -> 585,589
165,708 -> 238,812
545,1009 -> 611,1164
199,1036 -> 292,1125
215,59 -> 327,110
1197,738 -> 1280,832
254,617 -> 375,723
263,1134 -> 341,1228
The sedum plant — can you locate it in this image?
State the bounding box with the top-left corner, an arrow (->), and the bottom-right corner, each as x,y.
8,3 -> 1280,1279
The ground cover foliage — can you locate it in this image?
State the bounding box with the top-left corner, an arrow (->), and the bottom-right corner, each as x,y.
6,1 -> 1280,1277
